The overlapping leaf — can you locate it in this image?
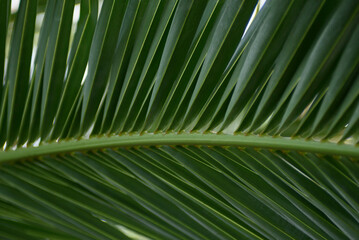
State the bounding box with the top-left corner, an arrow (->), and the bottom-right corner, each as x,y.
0,146 -> 358,239
0,0 -> 358,146
0,0 -> 358,239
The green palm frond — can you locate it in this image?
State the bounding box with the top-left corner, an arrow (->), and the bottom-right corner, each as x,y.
0,0 -> 358,239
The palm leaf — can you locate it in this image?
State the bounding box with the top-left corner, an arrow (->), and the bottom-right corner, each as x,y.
0,0 -> 358,239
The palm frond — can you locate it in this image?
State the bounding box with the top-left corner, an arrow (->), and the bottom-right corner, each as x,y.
0,0 -> 358,239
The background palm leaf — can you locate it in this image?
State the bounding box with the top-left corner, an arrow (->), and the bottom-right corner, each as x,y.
0,0 -> 358,239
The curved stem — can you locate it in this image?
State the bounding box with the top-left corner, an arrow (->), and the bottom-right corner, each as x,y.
1,133 -> 358,163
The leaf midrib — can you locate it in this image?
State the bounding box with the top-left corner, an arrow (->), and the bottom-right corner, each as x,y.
1,133 -> 358,163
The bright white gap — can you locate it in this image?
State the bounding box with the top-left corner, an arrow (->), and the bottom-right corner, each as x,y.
243,0 -> 267,36
30,12 -> 44,79
11,0 -> 20,13
81,64 -> 89,85
73,3 -> 80,23
65,3 -> 81,78
33,138 -> 41,147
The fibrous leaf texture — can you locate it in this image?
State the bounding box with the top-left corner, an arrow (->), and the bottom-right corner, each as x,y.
0,0 -> 358,239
